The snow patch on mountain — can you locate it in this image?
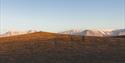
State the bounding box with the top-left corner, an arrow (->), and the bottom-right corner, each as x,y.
78,29 -> 113,37
59,29 -> 82,35
59,29 -> 125,37
0,30 -> 37,37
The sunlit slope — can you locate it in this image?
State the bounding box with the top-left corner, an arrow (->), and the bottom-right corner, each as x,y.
0,32 -> 56,42
0,32 -> 125,63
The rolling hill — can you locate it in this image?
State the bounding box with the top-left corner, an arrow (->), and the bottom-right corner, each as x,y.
0,32 -> 125,63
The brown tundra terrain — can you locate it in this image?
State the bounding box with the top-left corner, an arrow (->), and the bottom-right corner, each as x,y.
0,32 -> 125,63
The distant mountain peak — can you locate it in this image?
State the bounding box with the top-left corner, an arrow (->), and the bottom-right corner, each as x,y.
59,29 -> 125,37
0,30 -> 37,37
59,29 -> 82,35
1,29 -> 125,37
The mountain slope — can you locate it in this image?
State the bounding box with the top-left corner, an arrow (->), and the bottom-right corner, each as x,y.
0,32 -> 125,63
59,29 -> 81,35
0,30 -> 37,37
79,29 -> 112,36
1,29 -> 125,37
59,29 -> 125,37
112,29 -> 125,36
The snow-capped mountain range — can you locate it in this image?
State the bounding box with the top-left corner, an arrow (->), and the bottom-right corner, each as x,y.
0,30 -> 37,37
59,29 -> 82,35
0,29 -> 125,37
59,29 -> 125,37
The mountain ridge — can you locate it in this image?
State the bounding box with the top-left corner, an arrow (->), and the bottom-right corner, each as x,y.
0,29 -> 125,37
59,29 -> 125,37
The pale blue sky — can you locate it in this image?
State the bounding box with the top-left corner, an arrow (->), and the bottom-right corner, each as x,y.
0,0 -> 125,33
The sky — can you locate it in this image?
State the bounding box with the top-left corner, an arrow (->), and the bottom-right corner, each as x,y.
0,0 -> 125,33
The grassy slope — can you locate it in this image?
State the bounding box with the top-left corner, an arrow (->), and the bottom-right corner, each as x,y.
0,32 -> 125,63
